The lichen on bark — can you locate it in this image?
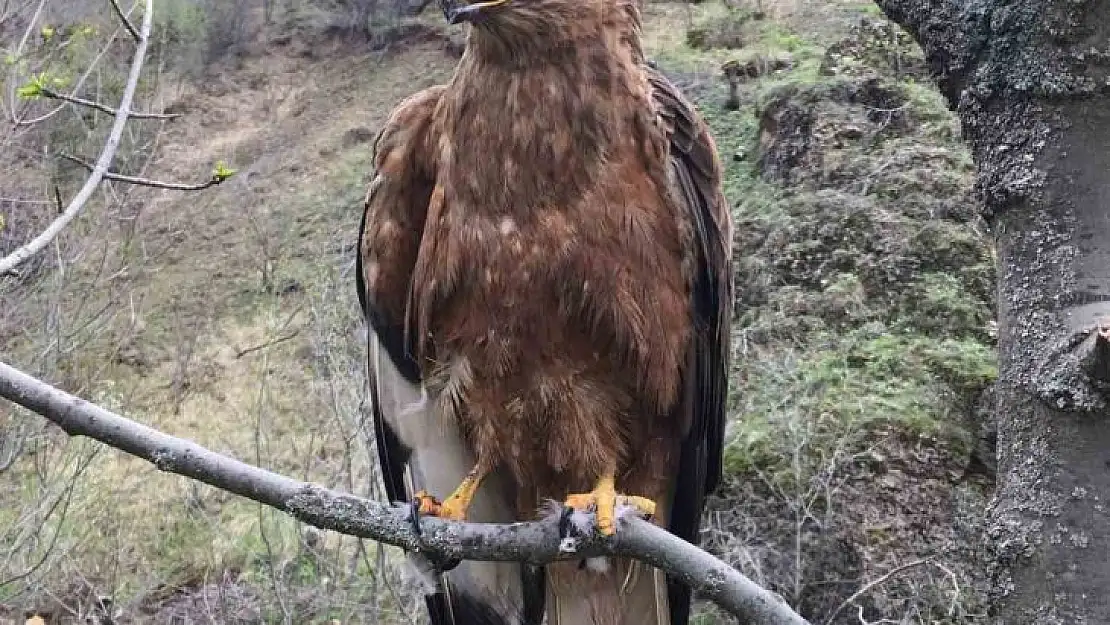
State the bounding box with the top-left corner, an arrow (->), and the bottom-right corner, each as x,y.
873,0 -> 1110,621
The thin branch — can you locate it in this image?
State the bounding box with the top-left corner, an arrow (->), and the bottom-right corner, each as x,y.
0,0 -> 155,277
0,359 -> 812,625
40,87 -> 180,120
13,19 -> 126,127
108,0 -> 140,42
824,558 -> 933,625
236,331 -> 301,359
60,154 -> 225,191
0,197 -> 52,205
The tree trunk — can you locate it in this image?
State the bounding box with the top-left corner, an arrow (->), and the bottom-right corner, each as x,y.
873,0 -> 1110,621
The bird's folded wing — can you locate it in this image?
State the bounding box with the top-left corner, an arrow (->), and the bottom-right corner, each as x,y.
646,65 -> 734,625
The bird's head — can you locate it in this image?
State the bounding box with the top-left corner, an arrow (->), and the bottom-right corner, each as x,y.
438,0 -> 616,42
438,0 -> 510,25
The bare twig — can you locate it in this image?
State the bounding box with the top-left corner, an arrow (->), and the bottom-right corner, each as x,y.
13,19 -> 127,127
0,359 -> 812,625
932,560 -> 962,617
823,558 -> 933,625
59,154 -> 225,191
0,197 -> 52,205
39,87 -> 180,120
108,0 -> 141,42
0,0 -> 155,277
236,331 -> 301,359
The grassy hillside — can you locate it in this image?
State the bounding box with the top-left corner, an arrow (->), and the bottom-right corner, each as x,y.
0,2 -> 996,623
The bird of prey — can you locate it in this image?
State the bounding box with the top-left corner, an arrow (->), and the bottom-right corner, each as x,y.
356,0 -> 733,623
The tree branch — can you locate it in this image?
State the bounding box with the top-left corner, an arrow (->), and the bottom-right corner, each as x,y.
108,0 -> 140,42
40,87 -> 180,120
60,154 -> 225,191
0,0 -> 154,277
0,359 -> 811,625
12,21 -> 125,127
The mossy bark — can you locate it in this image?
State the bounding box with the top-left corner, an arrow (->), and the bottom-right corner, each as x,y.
874,0 -> 1110,621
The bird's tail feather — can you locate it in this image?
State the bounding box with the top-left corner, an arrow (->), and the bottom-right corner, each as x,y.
428,558 -> 529,625
427,579 -> 527,625
546,557 -> 670,625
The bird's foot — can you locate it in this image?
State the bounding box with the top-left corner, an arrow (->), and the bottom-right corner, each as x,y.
411,490 -> 471,522
409,463 -> 485,530
559,473 -> 656,538
407,466 -> 488,573
408,491 -> 468,573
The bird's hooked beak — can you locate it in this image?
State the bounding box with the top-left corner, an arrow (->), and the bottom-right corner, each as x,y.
439,0 -> 510,24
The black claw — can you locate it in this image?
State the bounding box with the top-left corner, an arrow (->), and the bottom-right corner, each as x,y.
410,498 -> 425,538
558,505 -> 576,540
409,498 -> 461,573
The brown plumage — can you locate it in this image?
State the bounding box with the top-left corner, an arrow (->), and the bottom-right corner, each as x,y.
356,1 -> 733,624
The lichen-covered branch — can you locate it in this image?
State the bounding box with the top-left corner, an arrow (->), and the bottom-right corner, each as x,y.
0,359 -> 811,625
0,0 -> 153,277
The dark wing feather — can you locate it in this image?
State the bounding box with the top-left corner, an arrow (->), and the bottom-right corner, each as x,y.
646,66 -> 733,625
356,188 -> 416,510
358,120 -> 455,625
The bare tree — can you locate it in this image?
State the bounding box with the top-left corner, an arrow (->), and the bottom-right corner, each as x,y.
0,0 -> 153,277
872,0 -> 1110,621
0,0 -> 230,278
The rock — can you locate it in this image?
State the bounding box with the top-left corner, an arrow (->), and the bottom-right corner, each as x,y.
756,96 -> 818,184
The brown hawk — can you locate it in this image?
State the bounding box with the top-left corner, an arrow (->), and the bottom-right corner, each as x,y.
356,0 -> 733,623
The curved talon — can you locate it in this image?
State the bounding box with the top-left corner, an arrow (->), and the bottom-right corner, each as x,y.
410,497 -> 425,538
413,489 -> 445,515
409,494 -> 461,572
558,505 -> 576,539
617,495 -> 657,522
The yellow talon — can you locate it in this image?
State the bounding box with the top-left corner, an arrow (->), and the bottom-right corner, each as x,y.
413,464 -> 487,522
563,472 -> 657,536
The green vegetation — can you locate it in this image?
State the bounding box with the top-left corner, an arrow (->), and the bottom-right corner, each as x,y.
685,14 -> 995,485
656,5 -> 995,619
